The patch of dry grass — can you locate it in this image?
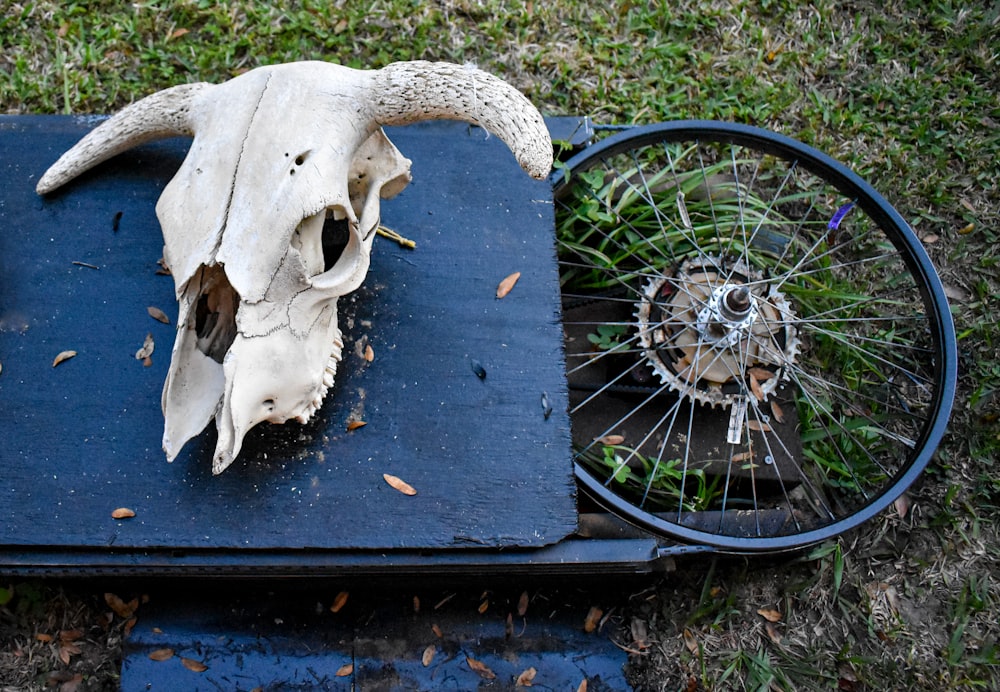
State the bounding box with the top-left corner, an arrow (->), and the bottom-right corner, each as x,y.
2,0 -> 999,689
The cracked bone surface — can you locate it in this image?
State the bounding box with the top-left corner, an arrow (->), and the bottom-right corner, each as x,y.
37,60 -> 553,474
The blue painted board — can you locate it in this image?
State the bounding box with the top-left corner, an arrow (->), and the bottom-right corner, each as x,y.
0,116 -> 576,556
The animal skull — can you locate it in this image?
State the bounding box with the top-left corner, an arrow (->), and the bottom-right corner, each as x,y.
37,61 -> 552,474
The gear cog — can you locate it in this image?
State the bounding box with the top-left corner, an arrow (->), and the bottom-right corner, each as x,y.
635,256 -> 800,407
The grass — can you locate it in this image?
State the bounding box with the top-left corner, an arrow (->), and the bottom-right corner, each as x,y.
2,0 -> 999,689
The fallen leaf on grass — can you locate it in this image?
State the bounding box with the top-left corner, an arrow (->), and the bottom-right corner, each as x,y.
52,350 -> 77,367
496,271 -> 521,299
105,593 -> 138,619
148,648 -> 174,661
466,656 -> 496,679
516,666 -> 537,686
682,628 -> 698,654
111,507 -> 136,520
47,671 -> 83,692
330,591 -> 349,613
422,644 -> 436,666
764,620 -> 782,645
181,657 -> 208,672
894,493 -> 911,519
335,663 -> 353,677
583,606 -> 603,633
756,607 -> 782,623
630,617 -> 649,650
770,400 -> 785,424
147,306 -> 170,324
383,473 -> 417,496
58,642 -> 81,665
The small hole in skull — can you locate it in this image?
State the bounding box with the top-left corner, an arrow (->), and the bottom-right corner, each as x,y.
321,216 -> 350,271
193,267 -> 239,364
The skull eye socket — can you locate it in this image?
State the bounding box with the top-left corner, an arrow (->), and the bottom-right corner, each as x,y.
193,266 -> 239,364
321,216 -> 349,273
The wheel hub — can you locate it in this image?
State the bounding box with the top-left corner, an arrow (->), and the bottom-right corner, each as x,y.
636,257 -> 799,407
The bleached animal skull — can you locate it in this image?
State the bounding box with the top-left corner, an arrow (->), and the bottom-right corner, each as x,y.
37,61 -> 552,474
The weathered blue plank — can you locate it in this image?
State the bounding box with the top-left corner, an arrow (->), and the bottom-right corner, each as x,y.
0,116 -> 576,557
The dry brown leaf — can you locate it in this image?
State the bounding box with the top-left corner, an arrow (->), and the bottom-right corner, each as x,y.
335,663 -> 353,677
747,420 -> 772,432
135,333 -> 154,362
630,617 -> 649,650
364,344 -> 375,362
732,451 -> 753,463
466,656 -> 496,679
35,633 -> 53,642
478,599 -> 489,614
58,642 -> 81,665
422,644 -> 436,666
147,306 -> 170,324
148,648 -> 174,661
682,628 -> 699,654
169,27 -> 189,40
756,607 -> 782,623
747,367 -> 775,382
496,271 -> 521,299
346,420 -> 367,431
957,222 -> 976,235
517,590 -> 529,617
60,629 -> 84,642
124,617 -> 137,637
764,621 -> 782,645
181,657 -> 208,673
431,623 -> 444,638
598,434 -> 625,446
111,507 -> 136,520
770,400 -> 785,424
516,666 -> 537,687
58,672 -> 84,692
894,493 -> 911,519
921,233 -> 940,244
583,606 -> 603,633
383,473 -> 417,496
330,591 -> 349,613
52,350 -> 77,367
104,593 -> 138,619
749,372 -> 764,401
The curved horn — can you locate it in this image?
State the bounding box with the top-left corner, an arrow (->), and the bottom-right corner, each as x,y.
371,61 -> 552,179
36,82 -> 210,195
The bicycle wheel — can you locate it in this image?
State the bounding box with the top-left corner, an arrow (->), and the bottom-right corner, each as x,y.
553,121 -> 956,552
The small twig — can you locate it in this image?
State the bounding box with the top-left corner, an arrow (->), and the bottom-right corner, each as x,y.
71,261 -> 99,270
376,225 -> 416,249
